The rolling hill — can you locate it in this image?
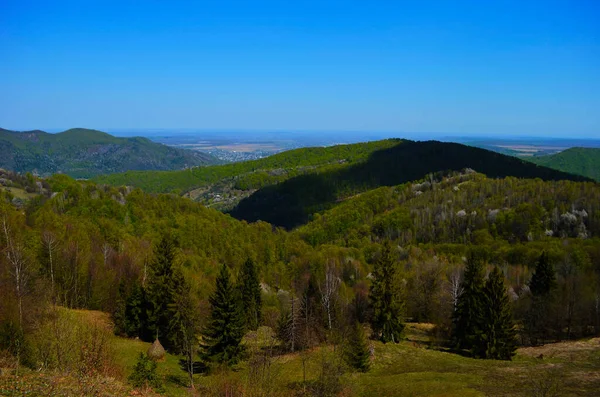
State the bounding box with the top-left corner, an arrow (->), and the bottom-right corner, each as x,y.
0,127 -> 218,178
229,140 -> 592,229
527,147 -> 600,181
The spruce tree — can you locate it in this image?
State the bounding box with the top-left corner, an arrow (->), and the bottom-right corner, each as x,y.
201,263 -> 245,366
529,252 -> 556,296
238,257 -> 262,331
369,240 -> 404,343
112,281 -> 128,336
145,236 -> 185,349
343,322 -> 371,372
452,252 -> 485,354
476,267 -> 517,360
526,251 -> 557,345
125,281 -> 147,338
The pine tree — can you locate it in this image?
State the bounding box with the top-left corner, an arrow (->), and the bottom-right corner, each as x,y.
452,252 -> 485,353
526,251 -> 557,345
529,252 -> 556,296
369,240 -> 404,343
238,257 -> 262,331
145,236 -> 185,349
201,263 -> 245,366
171,282 -> 200,389
343,322 -> 371,372
125,281 -> 147,338
128,352 -> 163,392
112,281 -> 128,336
476,267 -> 517,360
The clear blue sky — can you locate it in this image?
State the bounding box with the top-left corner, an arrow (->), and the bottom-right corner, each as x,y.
1,0 -> 598,137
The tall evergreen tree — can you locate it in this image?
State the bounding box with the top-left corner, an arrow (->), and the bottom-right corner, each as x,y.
343,322 -> 371,372
201,263 -> 245,366
369,240 -> 404,343
475,267 -> 517,360
529,252 -> 556,296
112,281 -> 128,336
452,252 -> 485,353
125,281 -> 148,338
526,251 -> 557,345
237,257 -> 262,331
144,236 -> 185,349
171,282 -> 200,388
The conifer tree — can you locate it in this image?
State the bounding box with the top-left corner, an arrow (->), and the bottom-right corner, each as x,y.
452,252 -> 485,353
112,281 -> 128,336
343,322 -> 371,372
529,252 -> 556,296
201,263 -> 245,366
369,240 -> 404,343
476,267 -> 517,360
526,251 -> 557,345
125,281 -> 147,338
145,236 -> 185,349
238,257 -> 262,331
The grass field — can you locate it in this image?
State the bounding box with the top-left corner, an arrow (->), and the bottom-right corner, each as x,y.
1,310 -> 599,396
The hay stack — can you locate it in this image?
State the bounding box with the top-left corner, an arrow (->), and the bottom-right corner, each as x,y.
147,338 -> 166,361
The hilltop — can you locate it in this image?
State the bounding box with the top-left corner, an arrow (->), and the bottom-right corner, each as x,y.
0,127 -> 218,178
526,147 -> 600,181
229,140 -> 591,229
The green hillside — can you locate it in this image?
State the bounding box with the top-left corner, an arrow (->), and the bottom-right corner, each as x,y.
0,127 -> 218,178
93,139 -> 400,208
2,168 -> 600,396
230,140 -> 591,229
527,147 -> 600,181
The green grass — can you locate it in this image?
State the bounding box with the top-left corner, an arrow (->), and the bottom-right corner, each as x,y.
7,309 -> 599,396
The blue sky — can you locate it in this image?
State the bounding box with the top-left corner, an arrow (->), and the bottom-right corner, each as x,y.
1,0 -> 598,137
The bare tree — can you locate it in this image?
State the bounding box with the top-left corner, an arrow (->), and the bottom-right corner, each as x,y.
1,212 -> 33,372
318,263 -> 340,330
2,214 -> 32,330
449,267 -> 463,312
42,231 -> 58,303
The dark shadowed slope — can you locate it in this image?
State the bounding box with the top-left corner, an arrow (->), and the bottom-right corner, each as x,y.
0,127 -> 218,178
527,147 -> 600,182
229,140 -> 592,229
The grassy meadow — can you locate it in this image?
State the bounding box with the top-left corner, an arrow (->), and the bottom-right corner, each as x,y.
2,309 -> 598,396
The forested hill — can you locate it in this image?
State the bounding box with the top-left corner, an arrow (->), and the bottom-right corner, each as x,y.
229,140 -> 592,229
0,127 -> 218,178
526,147 -> 600,182
92,139 -> 400,207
